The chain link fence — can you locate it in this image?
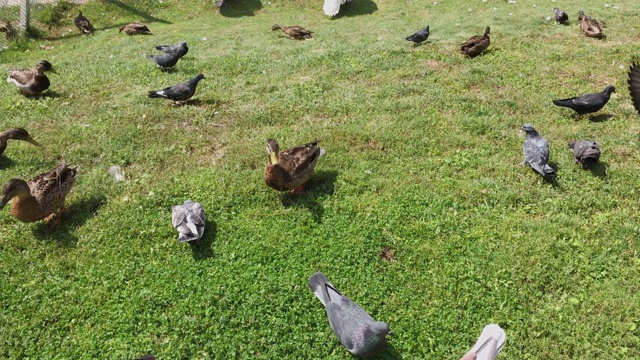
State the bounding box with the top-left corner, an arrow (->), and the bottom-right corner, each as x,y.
0,0 -> 78,50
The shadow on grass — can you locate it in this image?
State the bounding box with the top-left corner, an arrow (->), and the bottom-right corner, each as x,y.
21,90 -> 62,99
280,170 -> 338,223
0,156 -> 16,170
219,0 -> 262,17
589,113 -> 614,122
186,98 -> 222,107
368,343 -> 403,359
189,219 -> 217,260
33,194 -> 107,245
109,0 -> 172,24
333,0 -> 378,18
587,161 -> 607,178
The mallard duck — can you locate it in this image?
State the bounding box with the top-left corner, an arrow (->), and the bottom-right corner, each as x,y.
578,11 -> 605,39
6,60 -> 57,95
264,139 -> 325,193
628,62 -> 640,115
460,26 -> 490,57
0,128 -> 41,156
0,20 -> 15,40
0,162 -> 78,229
74,11 -> 93,34
118,22 -> 153,35
271,25 -> 313,40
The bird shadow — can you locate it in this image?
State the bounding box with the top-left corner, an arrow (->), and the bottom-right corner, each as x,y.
363,343 -> 403,359
32,194 -> 107,245
0,156 -> 16,170
188,219 -> 217,260
587,161 -> 608,178
589,113 -> 614,122
186,98 -> 223,107
333,0 -> 378,18
219,0 -> 263,17
279,170 -> 338,224
22,90 -> 61,99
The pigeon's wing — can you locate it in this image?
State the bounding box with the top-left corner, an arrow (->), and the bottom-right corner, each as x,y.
524,138 -> 549,175
326,296 -> 376,351
188,202 -> 206,227
574,92 -> 604,106
628,62 -> 640,115
165,83 -> 192,100
171,205 -> 187,228
323,0 -> 344,16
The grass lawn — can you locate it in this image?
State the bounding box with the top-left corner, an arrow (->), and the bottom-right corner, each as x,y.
1,0 -> 640,358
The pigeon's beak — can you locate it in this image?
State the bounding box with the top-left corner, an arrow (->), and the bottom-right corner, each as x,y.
27,136 -> 41,147
49,68 -> 58,75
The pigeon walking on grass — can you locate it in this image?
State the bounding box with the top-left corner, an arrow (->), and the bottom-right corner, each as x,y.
172,200 -> 206,242
553,8 -> 568,24
522,123 -> 555,177
406,25 -> 430,46
155,42 -> 189,57
552,86 -> 615,115
628,62 -> 640,115
148,73 -> 205,105
460,324 -> 506,360
568,140 -> 601,168
308,272 -> 391,357
147,51 -> 184,69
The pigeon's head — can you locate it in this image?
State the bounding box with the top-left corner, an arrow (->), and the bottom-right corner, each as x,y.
568,140 -> 576,149
271,24 -> 282,31
604,85 -> 616,95
118,25 -> 125,33
483,26 -> 490,37
266,139 -> 280,165
5,128 -> 41,146
577,10 -> 585,21
0,179 -> 30,209
370,321 -> 392,340
521,123 -> 536,134
194,73 -> 205,82
553,7 -> 560,12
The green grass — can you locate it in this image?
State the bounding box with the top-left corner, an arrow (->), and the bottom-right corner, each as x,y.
1,0 -> 640,358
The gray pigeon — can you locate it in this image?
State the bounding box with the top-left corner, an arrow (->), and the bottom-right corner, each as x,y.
308,272 -> 391,357
215,0 -> 226,7
522,123 -> 556,177
553,8 -> 568,24
148,73 -> 205,105
155,41 -> 189,57
147,49 -> 185,69
568,140 -> 601,168
171,200 -> 206,242
406,25 -> 430,46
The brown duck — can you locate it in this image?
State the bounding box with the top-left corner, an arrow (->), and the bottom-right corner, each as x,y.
6,60 -> 57,95
74,11 -> 93,34
264,139 -> 325,193
0,128 -> 41,156
460,26 -> 490,57
0,162 -> 78,229
271,25 -> 313,40
119,22 -> 153,35
578,11 -> 605,39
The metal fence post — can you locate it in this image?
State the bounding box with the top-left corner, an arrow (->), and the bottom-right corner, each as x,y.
19,0 -> 30,35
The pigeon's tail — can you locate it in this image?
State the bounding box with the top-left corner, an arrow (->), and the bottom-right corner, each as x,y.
552,99 -> 573,108
542,164 -> 556,176
148,90 -> 167,99
308,272 -> 338,307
